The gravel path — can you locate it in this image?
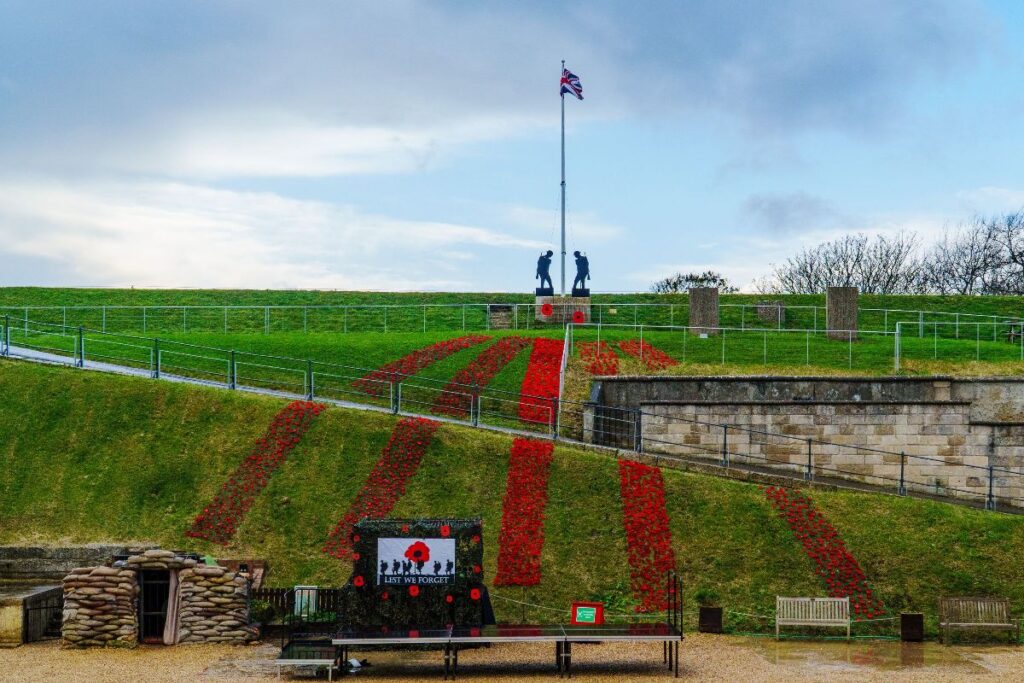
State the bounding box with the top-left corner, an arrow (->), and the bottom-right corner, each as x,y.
2,634 -> 1023,682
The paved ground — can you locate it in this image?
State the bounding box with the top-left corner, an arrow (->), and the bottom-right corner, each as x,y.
3,634 -> 1023,682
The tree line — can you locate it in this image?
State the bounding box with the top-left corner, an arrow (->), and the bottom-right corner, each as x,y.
652,211 -> 1024,295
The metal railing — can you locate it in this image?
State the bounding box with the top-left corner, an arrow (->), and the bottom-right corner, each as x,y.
3,314 -> 1022,513
894,320 -> 1024,371
3,302 -> 1021,336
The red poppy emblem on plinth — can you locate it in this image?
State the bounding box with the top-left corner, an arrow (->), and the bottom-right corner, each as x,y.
541,303 -> 554,316
572,310 -> 585,324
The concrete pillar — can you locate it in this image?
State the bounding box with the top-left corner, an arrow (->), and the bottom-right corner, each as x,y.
689,287 -> 719,335
826,286 -> 858,340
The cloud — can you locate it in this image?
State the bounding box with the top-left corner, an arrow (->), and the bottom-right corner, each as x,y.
500,204 -> 622,243
956,186 -> 1024,214
741,192 -> 850,234
0,178 -> 547,289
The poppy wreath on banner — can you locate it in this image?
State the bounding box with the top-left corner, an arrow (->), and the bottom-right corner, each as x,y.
765,486 -> 888,620
353,335 -> 491,398
345,518 -> 486,629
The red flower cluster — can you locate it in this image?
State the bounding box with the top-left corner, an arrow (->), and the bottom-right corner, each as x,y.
432,337 -> 532,417
322,417 -> 440,560
618,459 -> 677,612
186,400 -> 326,544
765,486 -> 887,620
618,340 -> 678,371
577,341 -> 619,375
518,338 -> 565,426
494,438 -> 554,586
354,335 -> 491,397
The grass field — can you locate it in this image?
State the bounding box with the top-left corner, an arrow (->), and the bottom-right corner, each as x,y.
2,359 -> 1023,635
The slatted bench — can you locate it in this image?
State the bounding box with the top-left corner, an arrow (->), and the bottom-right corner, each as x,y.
776,597 -> 850,640
939,597 -> 1020,644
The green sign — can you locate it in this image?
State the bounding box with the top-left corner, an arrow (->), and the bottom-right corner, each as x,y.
574,606 -> 597,623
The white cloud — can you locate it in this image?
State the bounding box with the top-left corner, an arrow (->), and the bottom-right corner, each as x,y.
501,204 -> 622,243
0,178 -> 548,289
956,187 -> 1024,214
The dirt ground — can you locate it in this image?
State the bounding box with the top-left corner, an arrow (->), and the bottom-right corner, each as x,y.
2,634 -> 1023,682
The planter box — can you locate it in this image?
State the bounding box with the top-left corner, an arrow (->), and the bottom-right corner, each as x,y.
698,606 -> 723,634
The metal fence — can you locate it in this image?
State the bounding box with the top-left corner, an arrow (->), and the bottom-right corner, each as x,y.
2,302 -> 1020,336
894,320 -> 1024,371
2,315 -> 1022,513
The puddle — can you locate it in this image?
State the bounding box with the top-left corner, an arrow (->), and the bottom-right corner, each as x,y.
743,638 -> 991,674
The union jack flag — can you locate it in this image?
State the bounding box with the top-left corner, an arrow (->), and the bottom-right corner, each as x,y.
560,68 -> 583,100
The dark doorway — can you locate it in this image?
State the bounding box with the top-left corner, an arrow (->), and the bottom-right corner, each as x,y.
138,570 -> 170,643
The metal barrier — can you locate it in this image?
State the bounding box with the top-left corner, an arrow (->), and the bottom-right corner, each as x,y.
2,315 -> 1022,513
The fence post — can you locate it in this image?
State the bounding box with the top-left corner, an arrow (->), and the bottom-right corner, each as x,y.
633,410 -> 642,453
2,314 -> 8,357
306,360 -> 314,400
423,305 -> 427,333
102,305 -> 106,333
898,451 -> 906,495
344,306 -> 348,334
153,339 -> 160,379
721,425 -> 729,467
918,311 -> 924,337
394,381 -> 401,414
182,307 -> 186,333
142,307 -> 147,334
805,439 -> 813,481
471,384 -> 480,427
229,350 -> 236,390
77,326 -> 84,367
894,323 -> 901,372
303,307 -> 308,334
987,465 -> 996,511
264,307 -> 270,334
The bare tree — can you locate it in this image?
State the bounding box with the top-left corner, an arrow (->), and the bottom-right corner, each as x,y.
766,232 -> 923,294
921,218 -> 1001,295
988,210 -> 1024,294
651,270 -> 737,294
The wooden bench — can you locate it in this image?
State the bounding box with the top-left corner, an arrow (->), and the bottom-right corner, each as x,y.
776,597 -> 850,640
939,597 -> 1020,644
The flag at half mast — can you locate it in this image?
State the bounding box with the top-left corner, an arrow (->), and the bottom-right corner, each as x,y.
560,68 -> 583,100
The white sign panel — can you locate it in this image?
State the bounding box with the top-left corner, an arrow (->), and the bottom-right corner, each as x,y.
376,537 -> 456,585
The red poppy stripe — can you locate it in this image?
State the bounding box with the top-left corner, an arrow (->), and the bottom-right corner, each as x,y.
765,486 -> 887,620
617,339 -> 678,371
432,337 -> 532,417
323,416 -> 440,561
518,338 -> 564,426
578,341 -> 619,375
618,459 -> 677,612
186,400 -> 326,545
494,438 -> 555,586
353,335 -> 491,397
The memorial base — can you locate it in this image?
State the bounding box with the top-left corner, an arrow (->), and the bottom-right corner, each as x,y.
536,296 -> 591,324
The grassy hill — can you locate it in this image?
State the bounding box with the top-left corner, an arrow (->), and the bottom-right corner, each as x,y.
2,359 -> 1023,635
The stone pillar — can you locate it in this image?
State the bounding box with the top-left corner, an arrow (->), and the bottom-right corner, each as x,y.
826,287 -> 858,340
688,287 -> 719,335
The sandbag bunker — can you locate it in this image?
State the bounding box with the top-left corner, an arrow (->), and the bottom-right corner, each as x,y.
61,549 -> 256,647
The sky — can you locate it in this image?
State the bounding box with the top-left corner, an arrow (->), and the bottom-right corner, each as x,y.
2,0 -> 1024,293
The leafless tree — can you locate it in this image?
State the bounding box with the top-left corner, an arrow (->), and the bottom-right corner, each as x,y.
920,218 -> 1001,295
766,232 -> 923,294
651,270 -> 737,294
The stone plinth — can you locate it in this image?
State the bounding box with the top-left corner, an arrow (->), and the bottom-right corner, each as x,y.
826,286 -> 858,340
688,287 -> 719,335
536,296 -> 591,324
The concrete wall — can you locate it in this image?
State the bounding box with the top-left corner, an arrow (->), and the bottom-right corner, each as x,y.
0,545 -> 137,582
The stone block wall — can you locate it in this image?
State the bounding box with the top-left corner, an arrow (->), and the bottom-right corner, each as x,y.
535,296 -> 591,323
62,549 -> 253,648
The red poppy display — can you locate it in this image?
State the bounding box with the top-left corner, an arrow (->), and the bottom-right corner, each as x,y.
353,335 -> 491,398
765,486 -> 888,620
572,310 -> 585,324
445,594 -> 454,604
439,524 -> 451,537
494,438 -> 554,587
323,417 -> 441,560
618,340 -> 678,371
186,400 -> 326,545
577,341 -> 619,375
409,585 -> 420,597
618,459 -> 677,612
404,541 -> 431,564
381,591 -> 389,600
470,588 -> 481,601
353,575 -> 364,587
518,338 -> 565,426
431,337 -> 532,417
540,303 -> 554,316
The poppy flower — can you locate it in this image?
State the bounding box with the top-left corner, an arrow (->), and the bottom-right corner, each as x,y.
470,588 -> 481,601
540,303 -> 553,316
404,541 -> 431,564
473,564 -> 482,574
445,594 -> 454,604
380,591 -> 388,600
572,310 -> 585,324
439,525 -> 451,537
353,575 -> 364,587
409,585 -> 420,597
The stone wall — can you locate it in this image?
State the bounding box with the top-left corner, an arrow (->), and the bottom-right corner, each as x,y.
0,545 -> 139,582
62,549 -> 253,648
826,286 -> 858,340
535,295 -> 590,323
688,287 -> 719,335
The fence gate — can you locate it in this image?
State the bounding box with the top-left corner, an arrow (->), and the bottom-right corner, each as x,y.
23,587 -> 63,643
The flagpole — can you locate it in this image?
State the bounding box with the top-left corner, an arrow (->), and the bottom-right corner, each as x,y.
560,59 -> 566,297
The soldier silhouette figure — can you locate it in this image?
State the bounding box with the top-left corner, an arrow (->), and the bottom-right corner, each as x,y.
572,251 -> 590,291
380,560 -> 388,575
445,559 -> 454,575
392,559 -> 401,575
433,560 -> 442,575
536,250 -> 554,290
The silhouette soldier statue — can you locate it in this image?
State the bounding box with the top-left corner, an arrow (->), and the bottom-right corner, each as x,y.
572,250 -> 590,294
535,250 -> 554,293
